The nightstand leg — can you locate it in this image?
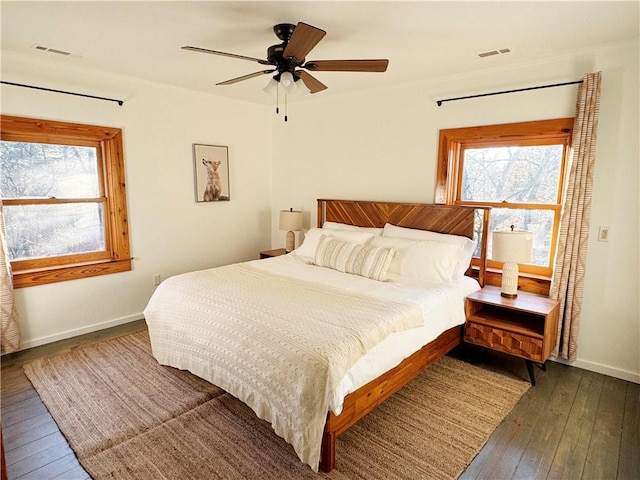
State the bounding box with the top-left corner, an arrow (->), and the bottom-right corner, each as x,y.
525,360 -> 536,386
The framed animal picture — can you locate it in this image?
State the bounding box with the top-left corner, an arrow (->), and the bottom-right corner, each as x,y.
193,144 -> 230,202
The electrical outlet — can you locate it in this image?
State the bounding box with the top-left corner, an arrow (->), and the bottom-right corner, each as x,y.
598,226 -> 610,242
153,274 -> 161,286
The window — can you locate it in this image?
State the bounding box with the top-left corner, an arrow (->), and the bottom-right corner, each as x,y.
1,115 -> 131,288
436,118 -> 573,278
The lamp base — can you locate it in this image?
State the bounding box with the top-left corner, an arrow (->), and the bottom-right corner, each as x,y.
501,262 -> 520,298
285,230 -> 295,253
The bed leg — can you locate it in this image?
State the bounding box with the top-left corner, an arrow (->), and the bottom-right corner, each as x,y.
320,431 -> 336,472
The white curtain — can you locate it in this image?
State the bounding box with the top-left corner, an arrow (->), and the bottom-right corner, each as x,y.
550,71 -> 602,361
1,197 -> 21,353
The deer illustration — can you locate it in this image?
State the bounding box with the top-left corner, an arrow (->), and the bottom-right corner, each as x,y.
202,159 -> 222,201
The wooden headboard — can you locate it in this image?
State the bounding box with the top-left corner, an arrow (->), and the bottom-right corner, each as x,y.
317,199 -> 489,286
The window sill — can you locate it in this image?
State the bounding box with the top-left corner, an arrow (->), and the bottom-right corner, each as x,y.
13,258 -> 132,288
472,266 -> 551,296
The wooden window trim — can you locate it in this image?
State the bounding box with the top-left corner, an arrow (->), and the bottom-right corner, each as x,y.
436,118 -> 574,294
1,115 -> 132,288
436,118 -> 574,204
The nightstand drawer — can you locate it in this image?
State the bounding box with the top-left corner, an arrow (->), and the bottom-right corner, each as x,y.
464,322 -> 544,362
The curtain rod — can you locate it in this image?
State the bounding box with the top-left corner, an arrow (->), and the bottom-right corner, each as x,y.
0,81 -> 124,106
436,80 -> 583,106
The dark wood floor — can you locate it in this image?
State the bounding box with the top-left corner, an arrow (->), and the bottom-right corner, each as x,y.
1,321 -> 638,480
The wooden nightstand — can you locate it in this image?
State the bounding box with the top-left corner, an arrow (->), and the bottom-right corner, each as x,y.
259,248 -> 287,259
464,285 -> 560,386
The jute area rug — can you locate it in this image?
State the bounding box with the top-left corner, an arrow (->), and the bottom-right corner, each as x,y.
24,331 -> 529,480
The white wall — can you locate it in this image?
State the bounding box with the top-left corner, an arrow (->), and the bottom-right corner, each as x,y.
270,40 -> 639,382
2,58 -> 273,348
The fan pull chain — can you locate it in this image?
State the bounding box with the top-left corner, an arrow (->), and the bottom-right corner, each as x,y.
284,94 -> 288,122
276,82 -> 280,114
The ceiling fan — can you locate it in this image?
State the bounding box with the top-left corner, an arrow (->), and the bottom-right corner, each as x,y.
181,22 -> 389,95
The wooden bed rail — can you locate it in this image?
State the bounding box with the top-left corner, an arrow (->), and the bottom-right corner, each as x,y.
320,326 -> 462,472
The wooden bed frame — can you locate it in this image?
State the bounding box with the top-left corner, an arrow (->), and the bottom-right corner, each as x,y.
316,199 -> 489,472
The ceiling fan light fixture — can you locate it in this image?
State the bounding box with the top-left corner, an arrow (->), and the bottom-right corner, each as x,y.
280,71 -> 296,92
292,78 -> 310,96
263,77 -> 278,95
184,21 -> 389,100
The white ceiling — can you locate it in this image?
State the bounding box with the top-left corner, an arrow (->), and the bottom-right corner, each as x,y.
1,1 -> 638,105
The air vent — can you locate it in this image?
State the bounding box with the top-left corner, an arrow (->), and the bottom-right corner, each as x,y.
32,44 -> 72,56
478,48 -> 511,58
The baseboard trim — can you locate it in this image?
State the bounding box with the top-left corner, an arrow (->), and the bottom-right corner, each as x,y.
18,313 -> 145,351
551,357 -> 640,384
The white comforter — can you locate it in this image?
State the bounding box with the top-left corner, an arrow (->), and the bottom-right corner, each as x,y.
144,260 -> 427,471
251,256 -> 480,411
144,255 -> 479,471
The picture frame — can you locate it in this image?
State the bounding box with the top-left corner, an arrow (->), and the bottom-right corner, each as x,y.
193,144 -> 230,202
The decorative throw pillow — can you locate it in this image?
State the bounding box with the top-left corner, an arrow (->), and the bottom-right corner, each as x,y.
292,228 -> 375,259
313,236 -> 396,281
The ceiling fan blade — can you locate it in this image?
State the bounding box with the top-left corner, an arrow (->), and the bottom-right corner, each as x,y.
182,46 -> 270,65
304,59 -> 389,72
283,22 -> 326,63
297,71 -> 328,94
216,70 -> 275,86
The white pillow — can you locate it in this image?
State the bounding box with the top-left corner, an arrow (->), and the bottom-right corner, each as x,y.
382,223 -> 473,249
292,228 -> 375,259
398,241 -> 464,284
313,236 -> 396,281
382,223 -> 475,279
370,236 -> 417,275
322,221 -> 384,236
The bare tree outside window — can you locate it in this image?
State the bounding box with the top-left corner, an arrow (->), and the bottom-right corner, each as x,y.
1,141 -> 105,261
462,145 -> 563,266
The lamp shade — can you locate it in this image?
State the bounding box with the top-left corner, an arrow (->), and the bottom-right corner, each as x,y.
491,230 -> 534,264
279,209 -> 303,232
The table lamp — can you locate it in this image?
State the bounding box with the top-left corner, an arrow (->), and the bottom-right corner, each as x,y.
491,226 -> 534,298
279,208 -> 303,253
